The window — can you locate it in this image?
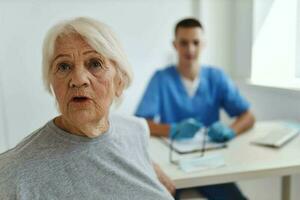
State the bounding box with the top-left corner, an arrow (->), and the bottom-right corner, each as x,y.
251,0 -> 300,89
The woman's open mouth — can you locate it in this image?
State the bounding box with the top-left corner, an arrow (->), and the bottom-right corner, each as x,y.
71,96 -> 91,104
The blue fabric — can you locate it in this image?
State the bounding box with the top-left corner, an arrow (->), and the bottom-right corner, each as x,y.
136,65 -> 250,126
175,183 -> 247,200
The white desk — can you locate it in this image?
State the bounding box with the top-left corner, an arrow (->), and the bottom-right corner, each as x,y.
149,121 -> 300,200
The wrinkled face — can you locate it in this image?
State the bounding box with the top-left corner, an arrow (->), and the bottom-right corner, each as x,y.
50,33 -> 122,125
173,27 -> 204,68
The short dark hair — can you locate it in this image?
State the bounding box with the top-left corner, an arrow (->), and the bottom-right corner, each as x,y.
174,18 -> 203,36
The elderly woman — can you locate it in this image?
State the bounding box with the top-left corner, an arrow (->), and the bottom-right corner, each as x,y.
0,17 -> 174,200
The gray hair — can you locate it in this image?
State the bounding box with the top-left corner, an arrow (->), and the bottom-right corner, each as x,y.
42,17 -> 133,103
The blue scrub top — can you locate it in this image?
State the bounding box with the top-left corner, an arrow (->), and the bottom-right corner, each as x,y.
135,65 -> 250,126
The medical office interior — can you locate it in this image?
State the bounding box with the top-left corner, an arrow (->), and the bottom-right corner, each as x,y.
0,0 -> 300,199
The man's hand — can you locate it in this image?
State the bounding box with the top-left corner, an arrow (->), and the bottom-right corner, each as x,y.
208,121 -> 236,143
170,118 -> 203,140
153,162 -> 176,196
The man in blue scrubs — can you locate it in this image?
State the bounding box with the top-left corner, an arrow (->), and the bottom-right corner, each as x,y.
135,18 -> 255,200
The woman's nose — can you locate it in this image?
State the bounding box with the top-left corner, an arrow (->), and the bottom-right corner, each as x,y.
69,67 -> 90,89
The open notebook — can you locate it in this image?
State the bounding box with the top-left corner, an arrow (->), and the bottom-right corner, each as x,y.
161,130 -> 227,154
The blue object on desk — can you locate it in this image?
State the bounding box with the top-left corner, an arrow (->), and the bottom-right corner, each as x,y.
208,122 -> 236,143
170,118 -> 203,140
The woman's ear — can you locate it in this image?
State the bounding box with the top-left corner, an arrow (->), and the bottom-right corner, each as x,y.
110,60 -> 124,97
115,78 -> 124,97
114,70 -> 124,97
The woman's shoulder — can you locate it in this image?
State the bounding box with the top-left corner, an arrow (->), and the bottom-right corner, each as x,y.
110,114 -> 150,156
110,114 -> 150,142
0,123 -> 50,170
0,128 -> 42,188
111,114 -> 148,133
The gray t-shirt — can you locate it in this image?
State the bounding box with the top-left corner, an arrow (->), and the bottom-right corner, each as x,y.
0,114 -> 174,200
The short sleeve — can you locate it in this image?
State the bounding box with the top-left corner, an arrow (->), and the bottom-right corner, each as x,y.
218,70 -> 250,117
135,71 -> 161,120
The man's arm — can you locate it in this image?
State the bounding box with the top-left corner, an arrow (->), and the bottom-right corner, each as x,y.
147,120 -> 170,137
147,110 -> 255,138
152,162 -> 176,196
230,110 -> 255,135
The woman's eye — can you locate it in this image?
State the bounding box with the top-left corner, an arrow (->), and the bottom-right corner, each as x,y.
89,59 -> 103,69
57,62 -> 71,72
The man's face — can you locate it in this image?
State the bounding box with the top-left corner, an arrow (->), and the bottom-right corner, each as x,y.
173,27 -> 204,67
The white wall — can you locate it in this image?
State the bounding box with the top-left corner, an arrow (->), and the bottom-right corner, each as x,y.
233,0 -> 253,79
0,73 -> 7,153
0,12 -> 4,151
0,0 -> 193,149
198,0 -> 235,74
